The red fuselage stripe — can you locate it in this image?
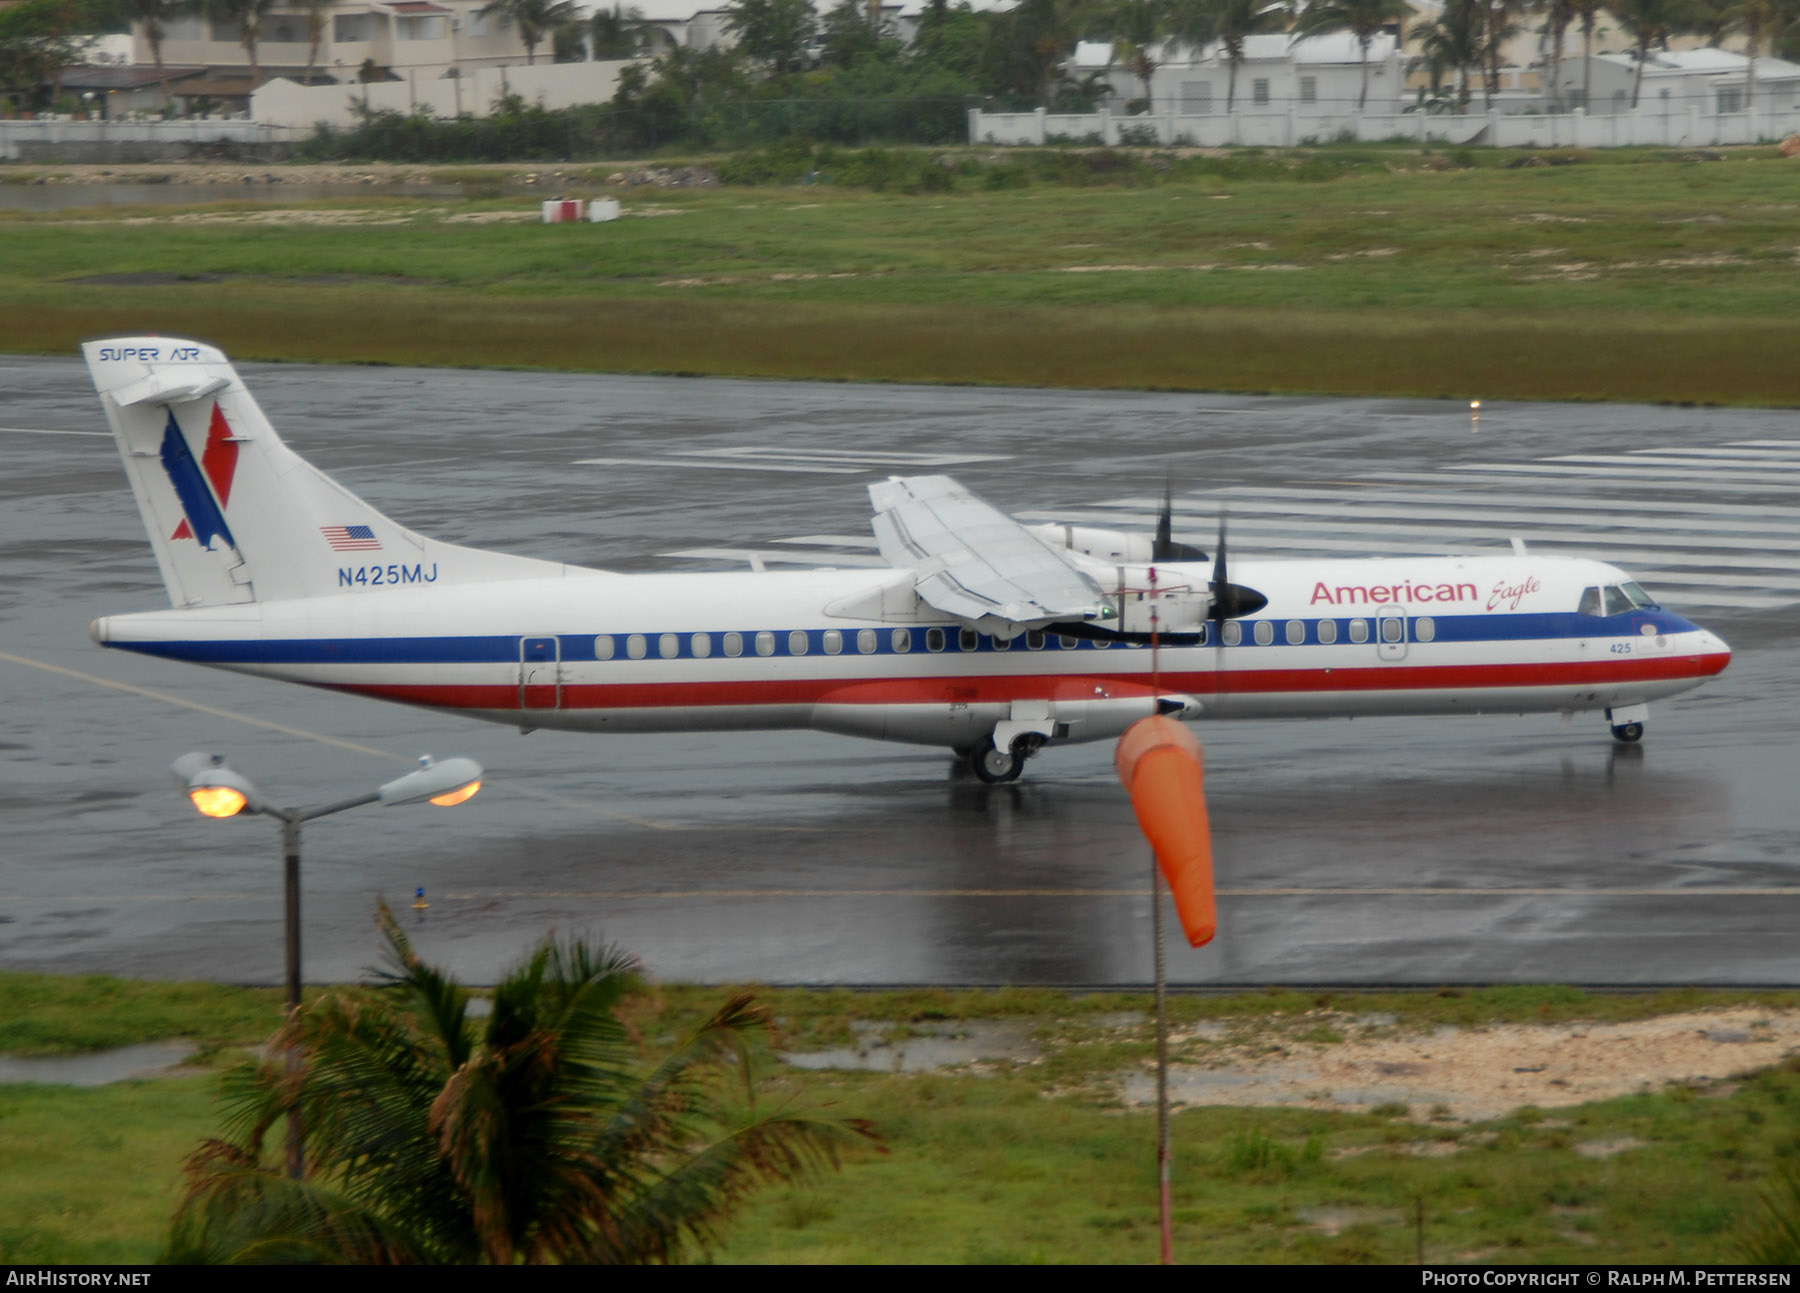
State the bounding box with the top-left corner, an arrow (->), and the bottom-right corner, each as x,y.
327,653 -> 1730,711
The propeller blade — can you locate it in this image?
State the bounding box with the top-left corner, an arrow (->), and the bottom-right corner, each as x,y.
1208,511 -> 1268,621
1152,480 -> 1207,563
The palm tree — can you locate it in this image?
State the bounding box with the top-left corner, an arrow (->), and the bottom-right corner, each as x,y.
590,4 -> 647,59
165,905 -> 871,1264
1720,0 -> 1798,109
1181,0 -> 1289,112
203,0 -> 278,86
1293,0 -> 1408,108
1542,0 -> 1576,110
1416,0 -> 1482,110
478,0 -> 581,65
1476,0 -> 1521,108
1612,0 -> 1698,107
294,0 -> 331,85
123,0 -> 182,102
1109,0 -> 1172,112
1572,0 -> 1605,108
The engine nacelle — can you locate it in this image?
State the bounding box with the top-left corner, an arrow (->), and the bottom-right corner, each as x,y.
1026,523 -> 1157,564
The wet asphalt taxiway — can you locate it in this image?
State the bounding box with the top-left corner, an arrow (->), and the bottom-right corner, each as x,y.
3,355 -> 1798,987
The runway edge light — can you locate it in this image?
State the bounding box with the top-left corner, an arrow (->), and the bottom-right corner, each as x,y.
1115,716 -> 1217,949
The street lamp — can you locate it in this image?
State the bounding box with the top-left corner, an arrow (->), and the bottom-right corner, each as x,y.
170,751 -> 483,1177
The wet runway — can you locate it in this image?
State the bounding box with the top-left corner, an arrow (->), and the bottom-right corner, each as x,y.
3,355 -> 1798,987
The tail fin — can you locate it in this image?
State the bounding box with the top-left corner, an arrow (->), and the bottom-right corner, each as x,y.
86,337 -> 567,607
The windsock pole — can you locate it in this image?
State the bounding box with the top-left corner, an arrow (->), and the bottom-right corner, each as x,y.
1153,849 -> 1174,1264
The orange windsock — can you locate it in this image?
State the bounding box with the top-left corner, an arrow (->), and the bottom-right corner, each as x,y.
1116,716 -> 1216,948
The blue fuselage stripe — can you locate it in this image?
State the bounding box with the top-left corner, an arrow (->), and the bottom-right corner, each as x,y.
106,609 -> 1702,666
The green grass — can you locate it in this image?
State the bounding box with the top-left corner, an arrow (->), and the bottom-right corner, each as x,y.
0,973 -> 283,1058
8,147 -> 1800,403
4,972 -> 1799,1263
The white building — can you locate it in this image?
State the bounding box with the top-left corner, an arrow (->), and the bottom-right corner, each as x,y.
134,0 -> 540,113
1072,30 -> 1405,115
1550,48 -> 1800,114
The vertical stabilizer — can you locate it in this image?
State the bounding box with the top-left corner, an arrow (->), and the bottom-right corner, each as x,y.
85,337 -> 569,607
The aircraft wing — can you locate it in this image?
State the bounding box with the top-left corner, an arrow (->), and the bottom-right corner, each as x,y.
868,475 -> 1113,633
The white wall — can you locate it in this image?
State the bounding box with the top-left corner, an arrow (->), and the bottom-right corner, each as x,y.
971,102 -> 1800,148
252,59 -> 637,127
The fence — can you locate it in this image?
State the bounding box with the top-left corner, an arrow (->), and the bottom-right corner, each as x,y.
971,103 -> 1800,148
0,118 -> 309,162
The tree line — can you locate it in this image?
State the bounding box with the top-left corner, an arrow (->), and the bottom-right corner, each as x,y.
8,0 -> 1800,127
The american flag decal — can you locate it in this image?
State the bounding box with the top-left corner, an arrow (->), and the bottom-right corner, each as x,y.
321,524 -> 381,551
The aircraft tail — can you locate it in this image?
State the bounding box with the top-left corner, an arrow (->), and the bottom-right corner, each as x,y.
85,337 -> 568,607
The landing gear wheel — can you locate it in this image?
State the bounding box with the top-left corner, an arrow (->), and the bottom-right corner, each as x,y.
968,736 -> 1025,784
1610,721 -> 1645,744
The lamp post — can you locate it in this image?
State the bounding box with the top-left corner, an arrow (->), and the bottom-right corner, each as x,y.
170,751 -> 483,1178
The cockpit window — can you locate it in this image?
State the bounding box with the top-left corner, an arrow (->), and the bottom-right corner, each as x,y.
1589,581 -> 1659,616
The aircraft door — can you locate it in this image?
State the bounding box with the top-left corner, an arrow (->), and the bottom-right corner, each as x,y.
519,636 -> 562,710
1376,609 -> 1409,662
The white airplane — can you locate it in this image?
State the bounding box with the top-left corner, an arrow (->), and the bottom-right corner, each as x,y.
84,338 -> 1733,783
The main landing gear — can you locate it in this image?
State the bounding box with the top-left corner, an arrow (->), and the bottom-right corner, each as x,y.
960,734 -> 1043,784
1607,703 -> 1649,745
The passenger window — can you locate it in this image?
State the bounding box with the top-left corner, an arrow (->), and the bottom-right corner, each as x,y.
626,633 -> 647,660
692,632 -> 711,658
594,635 -> 615,660
822,629 -> 842,655
789,630 -> 809,655
926,627 -> 945,652
1059,634 -> 1079,649
1415,617 -> 1436,643
958,628 -> 978,651
755,631 -> 774,657
992,634 -> 1011,651
1195,623 -> 1209,645
1317,620 -> 1337,645
1286,619 -> 1305,645
893,628 -> 912,653
659,633 -> 679,659
1578,586 -> 1603,617
1027,630 -> 1045,650
723,631 -> 743,658
1348,618 -> 1369,644
1382,617 -> 1403,644
1603,586 -> 1632,616
1222,621 -> 1242,646
857,629 -> 876,654
1092,635 -> 1111,650
1253,620 -> 1274,646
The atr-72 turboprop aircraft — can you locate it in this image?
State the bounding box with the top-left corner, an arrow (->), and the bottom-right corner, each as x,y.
85,338 -> 1733,783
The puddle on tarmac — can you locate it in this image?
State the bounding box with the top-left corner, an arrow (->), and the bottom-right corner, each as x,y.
782,1020 -> 1040,1072
0,1041 -> 197,1086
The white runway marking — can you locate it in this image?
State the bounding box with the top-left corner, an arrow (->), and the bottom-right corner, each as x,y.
0,426 -> 110,437
576,456 -> 863,475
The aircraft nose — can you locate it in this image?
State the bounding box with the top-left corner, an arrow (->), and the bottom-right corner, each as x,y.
1698,630 -> 1731,673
